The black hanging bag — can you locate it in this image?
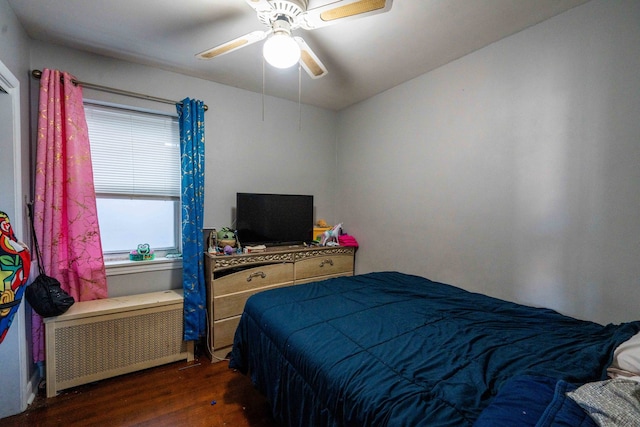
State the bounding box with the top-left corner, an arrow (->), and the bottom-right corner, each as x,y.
25,204 -> 75,317
26,274 -> 75,318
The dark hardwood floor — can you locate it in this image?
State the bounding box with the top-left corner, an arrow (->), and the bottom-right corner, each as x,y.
2,352 -> 278,427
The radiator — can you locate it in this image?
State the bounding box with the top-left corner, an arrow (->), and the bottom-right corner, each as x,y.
44,290 -> 194,398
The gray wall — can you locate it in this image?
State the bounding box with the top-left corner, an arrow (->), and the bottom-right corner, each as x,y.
336,0 -> 640,325
28,41 -> 339,297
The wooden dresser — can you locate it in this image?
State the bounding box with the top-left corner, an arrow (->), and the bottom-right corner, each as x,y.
204,245 -> 356,361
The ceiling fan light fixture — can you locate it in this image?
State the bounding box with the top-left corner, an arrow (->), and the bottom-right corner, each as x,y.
263,16 -> 301,69
263,33 -> 300,68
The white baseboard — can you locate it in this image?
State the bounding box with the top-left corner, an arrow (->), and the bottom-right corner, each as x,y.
24,369 -> 40,407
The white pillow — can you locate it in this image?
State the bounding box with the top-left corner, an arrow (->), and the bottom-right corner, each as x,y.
609,332 -> 640,377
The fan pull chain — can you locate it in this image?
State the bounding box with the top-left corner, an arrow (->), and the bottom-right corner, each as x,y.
298,64 -> 302,131
262,58 -> 266,122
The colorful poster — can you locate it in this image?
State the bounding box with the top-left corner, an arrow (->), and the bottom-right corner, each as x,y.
0,211 -> 31,344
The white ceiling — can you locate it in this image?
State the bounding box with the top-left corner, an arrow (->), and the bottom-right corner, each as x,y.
8,0 -> 589,111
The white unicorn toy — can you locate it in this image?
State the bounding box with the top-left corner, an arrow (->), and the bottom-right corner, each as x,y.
320,223 -> 342,246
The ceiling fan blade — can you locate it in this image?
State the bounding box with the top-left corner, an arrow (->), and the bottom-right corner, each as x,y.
300,0 -> 393,30
294,37 -> 328,79
244,0 -> 274,14
196,30 -> 268,60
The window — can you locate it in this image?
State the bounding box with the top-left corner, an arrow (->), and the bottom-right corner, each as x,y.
85,103 -> 181,259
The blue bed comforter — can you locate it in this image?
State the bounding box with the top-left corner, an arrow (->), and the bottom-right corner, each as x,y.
229,272 -> 640,426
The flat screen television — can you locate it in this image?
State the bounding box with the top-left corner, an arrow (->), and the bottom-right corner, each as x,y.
236,193 -> 314,246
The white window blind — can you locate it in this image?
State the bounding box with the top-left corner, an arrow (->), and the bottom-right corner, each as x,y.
85,104 -> 180,198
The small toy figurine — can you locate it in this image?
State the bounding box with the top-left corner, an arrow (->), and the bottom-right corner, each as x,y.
208,229 -> 217,254
320,223 -> 342,246
216,227 -> 236,250
129,243 -> 154,261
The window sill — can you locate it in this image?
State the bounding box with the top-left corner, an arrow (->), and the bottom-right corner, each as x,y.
105,257 -> 183,276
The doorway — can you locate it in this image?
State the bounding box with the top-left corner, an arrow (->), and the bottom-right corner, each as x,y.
0,59 -> 30,418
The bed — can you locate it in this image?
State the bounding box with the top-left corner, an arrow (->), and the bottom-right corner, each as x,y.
229,271 -> 640,426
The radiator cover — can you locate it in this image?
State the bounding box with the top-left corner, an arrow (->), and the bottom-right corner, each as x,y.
44,290 -> 194,397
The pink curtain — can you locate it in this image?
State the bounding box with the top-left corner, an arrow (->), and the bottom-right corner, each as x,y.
32,69 -> 108,363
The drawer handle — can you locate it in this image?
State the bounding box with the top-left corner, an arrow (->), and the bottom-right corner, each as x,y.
319,259 -> 334,267
246,271 -> 266,282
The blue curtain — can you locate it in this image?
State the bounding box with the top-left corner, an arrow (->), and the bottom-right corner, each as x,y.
177,98 -> 206,341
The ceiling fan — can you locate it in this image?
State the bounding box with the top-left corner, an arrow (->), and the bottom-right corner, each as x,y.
196,0 -> 393,79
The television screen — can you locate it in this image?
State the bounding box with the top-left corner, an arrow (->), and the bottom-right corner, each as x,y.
236,193 -> 314,246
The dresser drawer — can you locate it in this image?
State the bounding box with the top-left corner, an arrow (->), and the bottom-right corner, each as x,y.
213,316 -> 241,349
295,254 -> 354,281
213,263 -> 294,321
214,281 -> 293,321
213,263 -> 294,297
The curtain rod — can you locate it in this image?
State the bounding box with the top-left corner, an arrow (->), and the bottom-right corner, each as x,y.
31,69 -> 208,111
